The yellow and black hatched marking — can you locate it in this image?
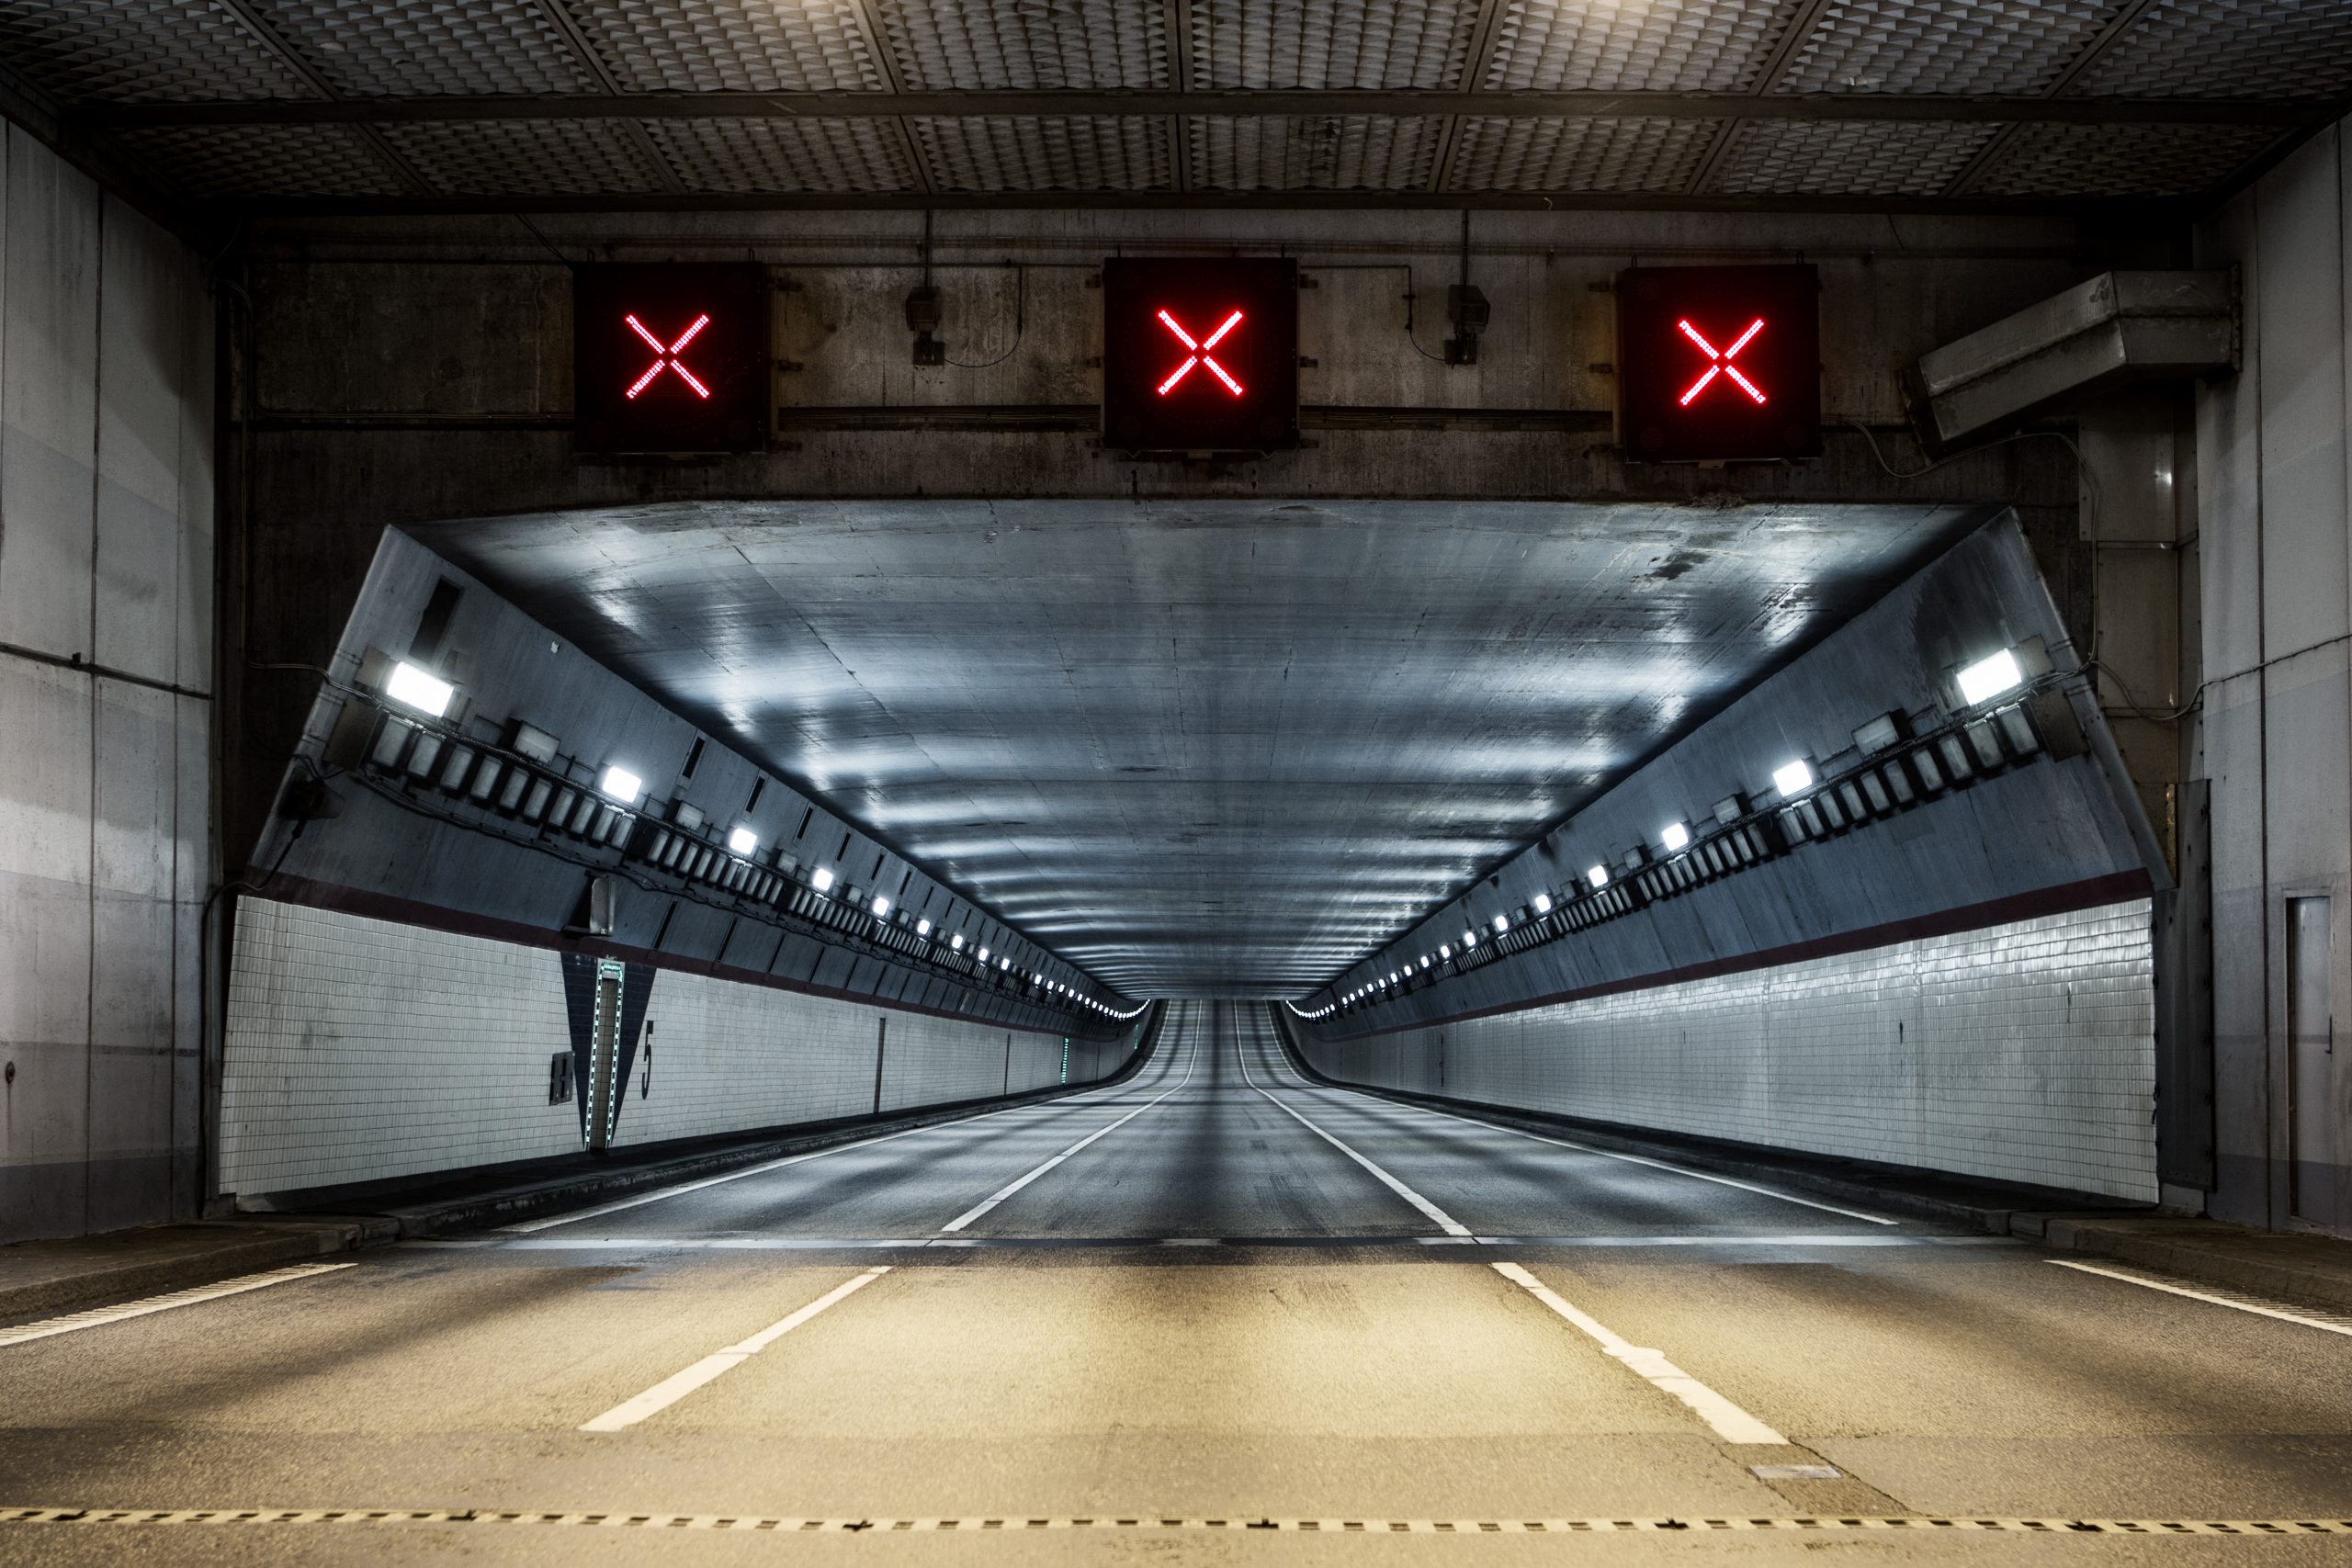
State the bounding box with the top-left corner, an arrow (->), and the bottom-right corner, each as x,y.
6,1506 -> 2351,1537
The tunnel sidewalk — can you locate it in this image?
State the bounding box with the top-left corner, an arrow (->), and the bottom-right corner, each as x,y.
2002,1211 -> 2352,1310
0,1217 -> 391,1323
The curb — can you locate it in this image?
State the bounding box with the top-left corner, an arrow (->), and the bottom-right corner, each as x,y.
0,1219 -> 383,1324
2011,1213 -> 2352,1312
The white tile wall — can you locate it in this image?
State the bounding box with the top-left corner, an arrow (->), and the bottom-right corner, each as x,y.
1299,900 -> 2158,1201
220,897 -> 1119,1197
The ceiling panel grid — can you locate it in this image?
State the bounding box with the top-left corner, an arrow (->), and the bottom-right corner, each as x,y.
0,0 -> 322,102
1709,118 -> 2004,196
1776,0 -> 2121,96
877,0 -> 1170,89
112,123 -> 407,195
2065,0 -> 2352,101
380,118 -> 669,193
646,117 -> 918,191
1192,114 -> 1443,189
560,0 -> 889,92
1481,0 -> 1792,92
252,1 -> 599,96
1445,115 -> 1721,192
1966,118 -> 2282,197
1188,0 -> 1479,89
914,113 -> 1170,189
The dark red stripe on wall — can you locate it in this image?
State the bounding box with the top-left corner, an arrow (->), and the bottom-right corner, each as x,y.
1315,870 -> 2154,1043
243,872 -> 1089,1041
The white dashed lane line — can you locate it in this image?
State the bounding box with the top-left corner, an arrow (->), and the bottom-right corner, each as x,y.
1492,1261 -> 1788,1446
579,1267 -> 892,1432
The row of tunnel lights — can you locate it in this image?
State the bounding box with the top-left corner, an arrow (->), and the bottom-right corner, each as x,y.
379,660 -> 1145,1022
1303,647 -> 2032,1019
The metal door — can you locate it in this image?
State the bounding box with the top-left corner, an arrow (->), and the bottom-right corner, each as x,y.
2287,897 -> 2338,1226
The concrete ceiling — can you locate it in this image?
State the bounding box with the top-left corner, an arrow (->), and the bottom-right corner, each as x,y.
418,499 -> 1992,998
7,1 -> 2348,215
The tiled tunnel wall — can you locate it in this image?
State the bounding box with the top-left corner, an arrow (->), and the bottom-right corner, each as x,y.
0,126 -> 215,1245
220,897 -> 1142,1200
1294,898 -> 2159,1204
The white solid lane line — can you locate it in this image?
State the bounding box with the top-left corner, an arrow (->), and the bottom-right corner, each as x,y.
1491,1261 -> 1788,1446
580,1267 -> 891,1432
1234,1014 -> 1474,1238
0,1263 -> 356,1349
2048,1259 -> 2352,1337
937,1024 -> 1201,1233
1247,1012 -> 1897,1227
511,1025 -> 1182,1233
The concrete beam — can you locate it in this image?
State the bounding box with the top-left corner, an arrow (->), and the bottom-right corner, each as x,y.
79,91 -> 2333,131
1910,271 -> 2238,450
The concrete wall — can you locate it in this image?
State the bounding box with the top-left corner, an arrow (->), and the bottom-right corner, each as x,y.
221,897 -> 1137,1199
0,127 -> 215,1244
1295,899 -> 2157,1203
2196,111 -> 2352,1236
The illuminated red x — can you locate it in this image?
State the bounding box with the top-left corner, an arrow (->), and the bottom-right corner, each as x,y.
1677,317 -> 1768,407
624,311 -> 712,400
1156,308 -> 1246,397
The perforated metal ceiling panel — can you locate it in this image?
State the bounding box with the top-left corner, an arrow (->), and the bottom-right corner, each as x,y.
1708,119 -> 2001,196
112,123 -> 404,195
0,0 -> 319,102
1777,0 -> 2118,96
915,115 -> 1170,190
646,117 -> 917,191
379,118 -> 667,194
252,1 -> 598,97
1966,120 -> 2284,197
1482,0 -> 1790,93
5,0 -> 2335,210
1193,115 -> 1442,189
1445,117 -> 1720,193
2066,0 -> 2352,101
563,0 -> 888,92
880,0 -> 1170,89
1189,0 -> 1478,89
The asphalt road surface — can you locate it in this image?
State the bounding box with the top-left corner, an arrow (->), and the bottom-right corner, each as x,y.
5,1000 -> 2350,1565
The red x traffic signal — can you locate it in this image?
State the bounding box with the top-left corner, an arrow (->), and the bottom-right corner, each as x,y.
1102,257 -> 1299,452
574,264 -> 770,455
1616,265 -> 1821,463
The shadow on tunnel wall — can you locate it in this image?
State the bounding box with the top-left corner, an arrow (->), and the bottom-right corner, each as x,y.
1287,513 -> 2170,1205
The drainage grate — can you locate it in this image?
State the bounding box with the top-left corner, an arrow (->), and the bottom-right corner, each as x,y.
4,1507 -> 2348,1536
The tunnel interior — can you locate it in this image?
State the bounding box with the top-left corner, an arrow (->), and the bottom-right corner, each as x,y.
406,497 -> 1996,998
11,3 -> 2352,1540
